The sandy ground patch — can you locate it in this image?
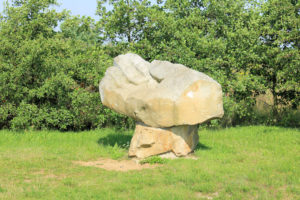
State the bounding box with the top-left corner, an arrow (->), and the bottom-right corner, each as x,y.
32,169 -> 66,179
73,158 -> 159,172
195,192 -> 219,199
159,151 -> 198,160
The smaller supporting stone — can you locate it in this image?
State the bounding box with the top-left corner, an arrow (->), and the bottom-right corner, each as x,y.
129,123 -> 199,158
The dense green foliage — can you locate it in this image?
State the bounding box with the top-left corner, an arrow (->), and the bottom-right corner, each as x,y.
0,0 -> 299,130
0,126 -> 299,199
0,0 -> 133,130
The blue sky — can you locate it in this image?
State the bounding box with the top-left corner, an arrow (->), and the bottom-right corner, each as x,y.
55,0 -> 100,20
0,0 -> 157,19
0,0 -> 101,20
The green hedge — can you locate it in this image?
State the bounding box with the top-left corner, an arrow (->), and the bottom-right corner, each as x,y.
0,0 -> 299,130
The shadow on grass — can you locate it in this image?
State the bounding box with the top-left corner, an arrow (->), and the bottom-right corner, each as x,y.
194,142 -> 211,151
97,131 -> 211,151
97,133 -> 132,149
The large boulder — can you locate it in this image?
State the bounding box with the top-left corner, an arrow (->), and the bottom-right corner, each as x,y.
99,53 -> 224,128
129,123 -> 199,158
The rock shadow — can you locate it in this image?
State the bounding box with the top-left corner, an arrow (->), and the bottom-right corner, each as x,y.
97,133 -> 132,149
194,142 -> 211,151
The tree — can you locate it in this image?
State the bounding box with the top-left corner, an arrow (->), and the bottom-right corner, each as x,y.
0,0 -> 113,130
60,15 -> 101,45
1,0 -> 298,129
97,0 -> 152,43
97,0 -> 267,125
254,0 -> 299,114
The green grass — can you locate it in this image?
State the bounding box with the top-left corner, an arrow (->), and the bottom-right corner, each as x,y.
0,126 -> 299,200
140,156 -> 167,165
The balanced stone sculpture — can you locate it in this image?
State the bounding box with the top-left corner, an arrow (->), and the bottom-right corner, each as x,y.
99,53 -> 223,158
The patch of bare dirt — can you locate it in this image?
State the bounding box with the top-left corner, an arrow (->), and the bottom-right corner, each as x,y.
32,169 -> 45,175
195,192 -> 219,199
23,179 -> 32,183
32,169 -> 66,179
159,151 -> 198,160
73,158 -> 159,172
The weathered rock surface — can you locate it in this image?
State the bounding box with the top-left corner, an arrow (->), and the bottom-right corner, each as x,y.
100,53 -> 224,128
129,123 -> 199,158
99,53 -> 224,158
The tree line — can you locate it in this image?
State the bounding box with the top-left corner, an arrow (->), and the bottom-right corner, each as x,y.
0,0 -> 299,130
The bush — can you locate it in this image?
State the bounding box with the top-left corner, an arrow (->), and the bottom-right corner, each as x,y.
0,1 -> 120,130
0,0 -> 299,130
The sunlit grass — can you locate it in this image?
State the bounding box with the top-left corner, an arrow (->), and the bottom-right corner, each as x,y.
0,126 -> 299,199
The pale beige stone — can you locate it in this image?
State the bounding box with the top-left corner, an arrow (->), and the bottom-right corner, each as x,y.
128,123 -> 199,158
99,53 -> 224,128
255,89 -> 274,114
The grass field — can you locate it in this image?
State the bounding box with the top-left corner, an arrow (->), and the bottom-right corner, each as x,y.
0,126 -> 299,200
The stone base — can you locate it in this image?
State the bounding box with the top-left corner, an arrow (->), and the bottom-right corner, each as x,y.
128,123 -> 199,158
